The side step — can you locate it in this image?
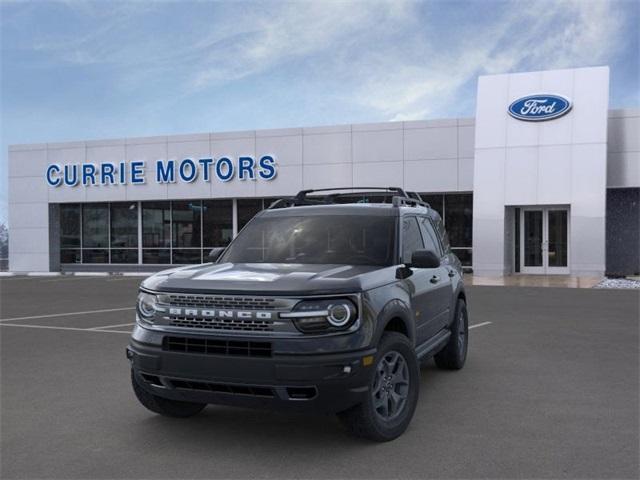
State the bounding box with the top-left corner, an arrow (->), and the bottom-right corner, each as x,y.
415,329 -> 451,361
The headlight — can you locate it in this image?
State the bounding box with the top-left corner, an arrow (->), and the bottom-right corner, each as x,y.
137,291 -> 157,322
281,298 -> 358,333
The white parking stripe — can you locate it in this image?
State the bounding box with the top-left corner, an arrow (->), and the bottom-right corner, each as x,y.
88,322 -> 136,330
469,321 -> 492,329
0,323 -> 131,334
0,307 -> 135,323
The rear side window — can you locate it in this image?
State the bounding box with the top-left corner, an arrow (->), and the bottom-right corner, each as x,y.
419,217 -> 442,257
402,217 -> 424,264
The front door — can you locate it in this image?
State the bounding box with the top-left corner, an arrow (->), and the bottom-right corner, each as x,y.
520,207 -> 569,274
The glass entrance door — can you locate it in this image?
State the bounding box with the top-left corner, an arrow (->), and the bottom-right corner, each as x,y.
519,207 -> 569,274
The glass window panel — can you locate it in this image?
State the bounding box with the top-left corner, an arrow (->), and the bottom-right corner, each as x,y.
514,208 -> 520,273
110,202 -> 138,248
524,210 -> 543,267
444,194 -> 473,248
418,217 -> 442,256
419,193 -> 444,218
82,204 -> 109,248
82,249 -> 109,263
60,204 -> 81,248
110,249 -> 138,264
172,201 -> 202,248
143,249 -> 170,264
203,200 -> 233,247
221,215 -> 396,266
237,199 -> 264,231
172,248 -> 202,264
452,248 -> 472,267
60,249 -> 80,263
402,217 -> 424,264
142,202 -> 171,248
548,210 -> 568,267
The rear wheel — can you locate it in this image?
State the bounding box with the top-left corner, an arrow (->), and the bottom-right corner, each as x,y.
434,298 -> 468,370
338,332 -> 419,442
131,370 -> 206,418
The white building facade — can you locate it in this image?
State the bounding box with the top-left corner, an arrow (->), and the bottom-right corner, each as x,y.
7,66 -> 640,276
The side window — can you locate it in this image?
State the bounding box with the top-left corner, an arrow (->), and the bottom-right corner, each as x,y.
402,217 -> 424,264
433,216 -> 451,253
419,217 -> 442,257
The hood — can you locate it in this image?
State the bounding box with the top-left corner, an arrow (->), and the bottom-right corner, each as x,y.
141,262 -> 396,295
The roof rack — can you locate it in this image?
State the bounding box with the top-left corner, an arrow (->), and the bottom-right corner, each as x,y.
267,187 -> 431,210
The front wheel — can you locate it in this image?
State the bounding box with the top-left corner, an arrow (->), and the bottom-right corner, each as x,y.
337,332 -> 420,442
131,370 -> 206,418
434,298 -> 468,370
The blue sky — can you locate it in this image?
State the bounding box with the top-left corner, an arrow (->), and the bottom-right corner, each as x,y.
1,0 -> 638,225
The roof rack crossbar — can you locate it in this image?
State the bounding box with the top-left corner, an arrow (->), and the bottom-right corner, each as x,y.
267,187 -> 431,210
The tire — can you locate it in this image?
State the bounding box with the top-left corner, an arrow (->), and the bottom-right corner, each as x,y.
338,332 -> 420,442
131,370 -> 206,418
434,298 -> 468,370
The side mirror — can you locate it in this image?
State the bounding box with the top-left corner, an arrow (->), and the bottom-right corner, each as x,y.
409,249 -> 440,269
208,247 -> 225,262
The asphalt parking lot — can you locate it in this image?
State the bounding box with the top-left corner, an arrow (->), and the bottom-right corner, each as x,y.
1,276 -> 638,479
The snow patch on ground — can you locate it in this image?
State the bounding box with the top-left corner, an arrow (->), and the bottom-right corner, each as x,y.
594,278 -> 640,289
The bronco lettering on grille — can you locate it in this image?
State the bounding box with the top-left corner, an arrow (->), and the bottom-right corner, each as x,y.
168,308 -> 274,320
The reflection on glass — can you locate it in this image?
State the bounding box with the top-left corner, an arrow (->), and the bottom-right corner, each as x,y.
548,210 -> 568,267
452,248 -> 472,266
445,194 -> 473,248
142,202 -> 170,248
203,200 -> 233,247
82,204 -> 109,248
222,215 -> 396,266
172,201 -> 202,248
111,203 -> 138,248
60,204 -> 81,248
419,194 -> 444,218
60,249 -> 81,263
172,249 -> 202,264
111,249 -> 138,264
142,249 -> 170,264
237,199 -> 264,231
524,210 -> 543,267
82,249 -> 109,263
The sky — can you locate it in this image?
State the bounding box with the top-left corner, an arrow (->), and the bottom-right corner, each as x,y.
1,0 -> 638,226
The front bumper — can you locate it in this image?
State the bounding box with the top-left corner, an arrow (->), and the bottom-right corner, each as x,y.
127,326 -> 376,414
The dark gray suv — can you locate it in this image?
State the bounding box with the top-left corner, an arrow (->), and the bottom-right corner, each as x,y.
127,187 -> 469,441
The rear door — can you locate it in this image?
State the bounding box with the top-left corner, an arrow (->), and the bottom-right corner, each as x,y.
418,216 -> 453,332
400,216 -> 443,345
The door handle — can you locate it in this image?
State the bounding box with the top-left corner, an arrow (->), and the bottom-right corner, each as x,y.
430,275 -> 440,284
448,269 -> 456,278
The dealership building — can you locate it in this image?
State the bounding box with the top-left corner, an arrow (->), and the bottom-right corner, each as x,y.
7,66 -> 640,276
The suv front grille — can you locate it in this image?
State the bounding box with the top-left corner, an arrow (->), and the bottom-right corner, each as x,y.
168,316 -> 274,332
168,294 -> 277,310
163,336 -> 272,357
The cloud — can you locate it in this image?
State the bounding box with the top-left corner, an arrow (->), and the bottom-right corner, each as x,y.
350,0 -> 626,121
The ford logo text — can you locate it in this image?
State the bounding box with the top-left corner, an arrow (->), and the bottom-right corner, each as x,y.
508,94 -> 572,121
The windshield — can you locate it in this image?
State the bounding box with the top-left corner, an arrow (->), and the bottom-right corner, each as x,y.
220,215 -> 396,266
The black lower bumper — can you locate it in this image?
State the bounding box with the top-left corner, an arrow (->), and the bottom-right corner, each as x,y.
127,337 -> 376,414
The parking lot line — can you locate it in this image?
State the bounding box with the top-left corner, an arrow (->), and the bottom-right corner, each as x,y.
469,321 -> 492,329
88,322 -> 136,330
0,323 -> 131,334
0,307 -> 135,323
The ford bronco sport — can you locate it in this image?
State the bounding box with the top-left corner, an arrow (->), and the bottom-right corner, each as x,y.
127,187 -> 469,441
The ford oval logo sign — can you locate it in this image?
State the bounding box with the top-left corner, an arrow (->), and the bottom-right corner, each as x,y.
508,94 -> 572,121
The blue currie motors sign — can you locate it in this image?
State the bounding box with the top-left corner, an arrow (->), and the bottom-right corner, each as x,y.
45,155 -> 277,187
508,94 -> 572,121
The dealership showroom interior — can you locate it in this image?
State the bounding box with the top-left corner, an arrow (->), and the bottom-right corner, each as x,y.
1,1 -> 638,479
